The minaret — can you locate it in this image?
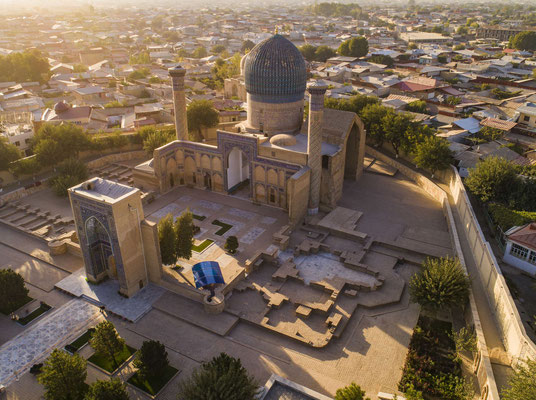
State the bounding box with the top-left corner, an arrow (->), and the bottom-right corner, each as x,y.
306,81 -> 327,215
168,66 -> 188,141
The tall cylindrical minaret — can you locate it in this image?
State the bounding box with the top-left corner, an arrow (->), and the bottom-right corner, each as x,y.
169,66 -> 188,141
307,81 -> 327,215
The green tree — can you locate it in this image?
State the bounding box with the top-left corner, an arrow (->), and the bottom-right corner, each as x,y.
299,44 -> 317,61
34,138 -> 63,167
314,45 -> 337,62
49,158 -> 89,197
405,100 -> 428,114
211,44 -> 226,54
509,31 -> 536,51
174,209 -> 194,260
158,214 -> 177,265
134,340 -> 169,381
142,128 -> 173,155
0,136 -> 21,170
187,99 -> 219,141
90,321 -> 125,370
339,37 -> 369,57
413,135 -> 452,176
409,257 -> 470,312
0,49 -> 51,83
241,40 -> 255,53
85,379 -> 129,400
178,353 -> 257,400
0,269 -> 29,314
360,104 -> 392,146
502,359 -> 536,400
225,236 -> 239,254
465,156 -> 518,203
457,26 -> 469,36
381,112 -> 413,156
368,54 -> 394,67
33,123 -> 91,165
38,349 -> 88,400
10,156 -> 39,176
335,382 -> 370,400
192,47 -> 208,59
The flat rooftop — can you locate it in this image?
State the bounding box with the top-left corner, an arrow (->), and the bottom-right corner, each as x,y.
70,178 -> 138,204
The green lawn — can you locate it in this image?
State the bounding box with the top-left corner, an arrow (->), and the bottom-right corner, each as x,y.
192,239 -> 214,252
18,303 -> 51,325
65,328 -> 95,353
128,365 -> 178,396
212,219 -> 233,236
193,214 -> 206,221
88,345 -> 136,373
0,295 -> 33,315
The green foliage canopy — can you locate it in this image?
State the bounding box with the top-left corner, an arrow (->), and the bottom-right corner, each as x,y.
178,353 -> 257,400
85,379 -> 129,400
158,214 -> 177,265
90,321 -> 126,369
0,49 -> 50,83
409,257 -> 470,312
0,269 -> 29,314
38,349 -> 88,400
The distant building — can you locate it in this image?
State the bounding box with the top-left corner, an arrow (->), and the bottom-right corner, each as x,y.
400,32 -> 452,44
476,26 -> 533,42
516,102 -> 536,129
504,223 -> 536,276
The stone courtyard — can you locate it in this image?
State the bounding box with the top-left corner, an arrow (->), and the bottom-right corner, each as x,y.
1,164 -> 455,399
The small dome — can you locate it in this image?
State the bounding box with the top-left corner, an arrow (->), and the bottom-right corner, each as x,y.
244,34 -> 306,104
270,134 -> 297,147
54,101 -> 69,113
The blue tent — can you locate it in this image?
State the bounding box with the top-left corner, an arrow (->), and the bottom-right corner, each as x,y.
192,261 -> 225,289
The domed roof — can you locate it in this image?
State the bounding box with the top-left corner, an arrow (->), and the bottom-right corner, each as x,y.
269,134 -> 297,147
54,101 -> 69,113
244,34 -> 306,104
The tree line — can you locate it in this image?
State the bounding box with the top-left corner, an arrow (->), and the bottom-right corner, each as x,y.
0,49 -> 50,83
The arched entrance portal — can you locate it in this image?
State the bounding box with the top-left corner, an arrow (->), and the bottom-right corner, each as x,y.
85,217 -> 113,277
226,147 -> 250,194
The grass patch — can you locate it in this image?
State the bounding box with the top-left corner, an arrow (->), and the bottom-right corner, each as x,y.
212,219 -> 233,236
65,328 -> 95,353
193,214 -> 206,221
17,303 -> 51,325
128,365 -> 178,396
0,295 -> 33,315
192,239 -> 214,253
88,345 -> 136,373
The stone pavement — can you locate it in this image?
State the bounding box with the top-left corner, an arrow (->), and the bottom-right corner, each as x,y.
55,268 -> 165,322
0,298 -> 102,387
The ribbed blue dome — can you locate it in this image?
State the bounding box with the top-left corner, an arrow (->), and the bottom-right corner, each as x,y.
244,34 -> 306,104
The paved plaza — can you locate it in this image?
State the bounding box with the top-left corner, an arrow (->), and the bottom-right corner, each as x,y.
55,269 -> 166,322
0,299 -> 102,387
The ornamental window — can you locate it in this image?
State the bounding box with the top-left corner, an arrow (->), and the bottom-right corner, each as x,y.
510,243 -> 528,260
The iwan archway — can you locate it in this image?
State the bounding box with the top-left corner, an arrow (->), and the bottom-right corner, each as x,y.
226,147 -> 251,196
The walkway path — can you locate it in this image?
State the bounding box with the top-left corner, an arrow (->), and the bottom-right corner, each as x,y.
0,299 -> 101,387
445,191 -> 513,391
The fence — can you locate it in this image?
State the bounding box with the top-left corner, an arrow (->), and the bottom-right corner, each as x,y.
443,167 -> 536,366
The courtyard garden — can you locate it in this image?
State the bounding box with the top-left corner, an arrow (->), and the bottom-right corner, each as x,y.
17,302 -> 52,326
87,321 -> 136,374
65,328 -> 96,353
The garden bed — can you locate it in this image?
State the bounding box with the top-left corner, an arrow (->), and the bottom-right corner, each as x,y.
17,302 -> 52,325
88,344 -> 136,373
212,219 -> 233,236
128,365 -> 179,396
398,315 -> 470,399
1,295 -> 33,315
65,328 -> 95,353
192,239 -> 214,253
193,214 -> 206,221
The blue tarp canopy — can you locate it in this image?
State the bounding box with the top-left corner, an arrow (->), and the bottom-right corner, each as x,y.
192,261 -> 225,289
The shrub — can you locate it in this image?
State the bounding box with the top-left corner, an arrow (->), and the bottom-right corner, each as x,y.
409,257 -> 470,312
487,203 -> 536,231
335,382 -> 370,400
225,236 -> 239,254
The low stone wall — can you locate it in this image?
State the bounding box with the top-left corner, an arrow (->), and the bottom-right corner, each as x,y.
443,167 -> 536,366
0,181 -> 47,204
366,146 -> 500,400
86,150 -> 148,170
